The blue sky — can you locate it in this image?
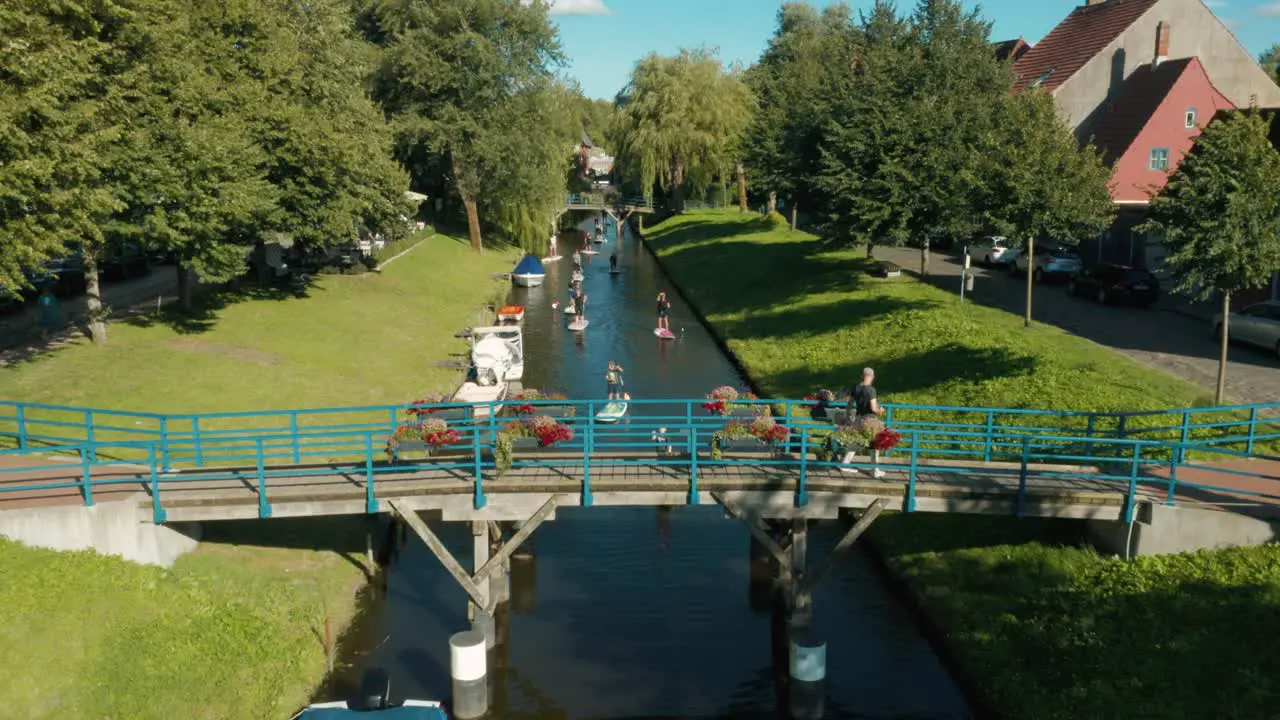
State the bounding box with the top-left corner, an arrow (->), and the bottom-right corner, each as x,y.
546,0 -> 1280,100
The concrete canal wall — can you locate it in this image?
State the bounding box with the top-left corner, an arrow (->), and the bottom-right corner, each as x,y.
0,495 -> 201,567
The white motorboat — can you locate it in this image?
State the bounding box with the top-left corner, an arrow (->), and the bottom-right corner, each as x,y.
511,254 -> 546,287
469,325 -> 524,383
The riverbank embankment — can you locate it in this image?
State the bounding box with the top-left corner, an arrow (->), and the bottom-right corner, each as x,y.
640,208 -> 1280,720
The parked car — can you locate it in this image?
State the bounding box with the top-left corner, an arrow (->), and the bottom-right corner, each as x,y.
968,236 -> 1017,265
101,242 -> 150,282
24,255 -> 87,299
1213,300 -> 1280,359
1010,244 -> 1081,282
1068,264 -> 1160,307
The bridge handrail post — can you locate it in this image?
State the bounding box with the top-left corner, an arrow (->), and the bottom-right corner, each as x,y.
1116,415 -> 1129,458
1124,443 -> 1140,525
159,416 -> 172,472
983,411 -> 995,462
291,411 -> 302,465
16,404 -> 27,450
688,427 -> 699,505
472,419 -> 485,510
364,432 -> 379,514
84,409 -> 97,462
148,443 -> 166,524
795,426 -> 808,508
193,416 -> 204,467
582,402 -> 594,507
256,437 -> 271,518
1016,435 -> 1031,518
80,445 -> 95,507
1246,407 -> 1259,454
905,431 -> 918,513
1166,443 -> 1181,506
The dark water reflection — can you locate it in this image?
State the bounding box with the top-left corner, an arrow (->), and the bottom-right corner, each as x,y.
332,217 -> 972,719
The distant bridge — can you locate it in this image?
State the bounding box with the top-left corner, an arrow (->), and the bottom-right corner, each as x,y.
564,192 -> 655,214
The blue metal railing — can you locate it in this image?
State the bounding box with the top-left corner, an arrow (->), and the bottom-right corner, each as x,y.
0,398 -> 1277,524
566,193 -> 654,210
1,398 -> 1275,464
2,412 -> 1269,525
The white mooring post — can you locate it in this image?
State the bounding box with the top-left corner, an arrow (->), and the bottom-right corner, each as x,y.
449,630 -> 488,719
789,627 -> 827,720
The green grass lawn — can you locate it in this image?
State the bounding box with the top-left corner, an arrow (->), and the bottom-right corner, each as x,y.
0,233 -> 514,718
645,209 -> 1280,718
871,515 -> 1280,720
0,233 -> 515,415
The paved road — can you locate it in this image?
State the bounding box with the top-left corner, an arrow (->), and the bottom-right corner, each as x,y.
0,266 -> 179,351
876,246 -> 1280,407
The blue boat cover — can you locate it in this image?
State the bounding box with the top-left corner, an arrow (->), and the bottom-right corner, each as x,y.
297,707 -> 447,720
512,254 -> 545,275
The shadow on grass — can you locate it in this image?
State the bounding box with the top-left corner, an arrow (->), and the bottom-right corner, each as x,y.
199,514 -> 373,580
124,281 -> 316,335
719,294 -> 941,340
873,516 -> 1280,720
760,344 -> 1038,399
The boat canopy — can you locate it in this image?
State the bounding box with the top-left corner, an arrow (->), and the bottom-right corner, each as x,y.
296,707 -> 446,720
512,254 -> 545,276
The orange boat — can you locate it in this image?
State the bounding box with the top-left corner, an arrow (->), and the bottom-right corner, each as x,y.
496,304 -> 525,323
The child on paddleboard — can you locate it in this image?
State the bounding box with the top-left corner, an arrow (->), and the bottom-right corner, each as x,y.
656,292 -> 671,332
606,361 -> 624,400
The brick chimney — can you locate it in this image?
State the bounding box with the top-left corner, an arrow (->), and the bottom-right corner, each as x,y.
1154,22 -> 1170,66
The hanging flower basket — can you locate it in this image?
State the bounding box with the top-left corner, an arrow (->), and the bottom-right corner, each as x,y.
711,416 -> 790,459
493,415 -> 575,477
703,385 -> 764,417
805,388 -> 838,422
405,394 -> 466,421
386,417 -> 462,461
506,389 -> 576,418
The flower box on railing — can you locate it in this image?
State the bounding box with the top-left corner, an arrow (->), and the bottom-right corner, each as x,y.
427,407 -> 469,421
716,437 -> 771,454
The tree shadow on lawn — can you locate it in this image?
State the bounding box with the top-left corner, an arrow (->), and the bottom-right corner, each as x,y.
893,536 -> 1280,718
760,343 -> 1038,399
718,294 -> 940,340
124,280 -> 316,335
658,239 -> 872,317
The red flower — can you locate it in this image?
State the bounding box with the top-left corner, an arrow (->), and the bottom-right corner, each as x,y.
425,429 -> 462,447
517,403 -> 536,415
702,399 -> 727,415
871,428 -> 901,452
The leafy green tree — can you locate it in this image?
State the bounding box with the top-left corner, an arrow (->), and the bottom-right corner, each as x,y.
1138,110 -> 1280,402
980,89 -> 1114,328
364,0 -> 565,252
745,2 -> 858,216
1260,44 -> 1280,85
613,48 -> 754,211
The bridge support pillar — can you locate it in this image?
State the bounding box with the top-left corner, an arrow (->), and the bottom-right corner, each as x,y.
787,519 -> 812,629
487,521 -> 511,607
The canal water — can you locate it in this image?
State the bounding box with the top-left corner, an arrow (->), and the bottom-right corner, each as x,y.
330,217 -> 972,719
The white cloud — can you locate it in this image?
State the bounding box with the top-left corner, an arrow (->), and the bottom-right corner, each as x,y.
1257,2 -> 1280,17
547,0 -> 610,15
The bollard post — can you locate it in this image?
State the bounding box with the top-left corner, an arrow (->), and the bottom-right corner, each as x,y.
449,630 -> 488,719
788,626 -> 826,720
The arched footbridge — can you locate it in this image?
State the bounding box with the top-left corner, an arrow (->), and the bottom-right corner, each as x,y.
1,398 -> 1276,528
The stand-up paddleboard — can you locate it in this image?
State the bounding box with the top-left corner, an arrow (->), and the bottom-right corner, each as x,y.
568,318 -> 589,332
563,305 -> 577,315
654,328 -> 675,339
608,269 -> 621,275
542,255 -> 561,262
596,402 -> 628,422
581,248 -> 599,255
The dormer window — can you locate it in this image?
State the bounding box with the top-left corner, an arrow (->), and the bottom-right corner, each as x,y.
1149,147 -> 1170,171
1185,108 -> 1197,128
1028,67 -> 1055,88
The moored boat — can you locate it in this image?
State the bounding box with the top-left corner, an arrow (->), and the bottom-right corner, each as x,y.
291,669 -> 447,719
496,304 -> 525,323
511,254 -> 546,287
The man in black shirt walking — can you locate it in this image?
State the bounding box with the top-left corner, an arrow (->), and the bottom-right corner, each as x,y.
844,367 -> 887,477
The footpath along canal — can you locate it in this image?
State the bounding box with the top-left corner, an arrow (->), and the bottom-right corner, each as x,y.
325,217 -> 973,719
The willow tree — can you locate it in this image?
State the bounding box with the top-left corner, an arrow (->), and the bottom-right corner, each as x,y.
613,49 -> 754,212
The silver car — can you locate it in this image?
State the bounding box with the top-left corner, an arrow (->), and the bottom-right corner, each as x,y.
1213,300 -> 1280,358
1010,244 -> 1082,282
968,236 -> 1016,266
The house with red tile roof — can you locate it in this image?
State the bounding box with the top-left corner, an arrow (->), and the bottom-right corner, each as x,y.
1010,0 -> 1280,275
1011,0 -> 1280,145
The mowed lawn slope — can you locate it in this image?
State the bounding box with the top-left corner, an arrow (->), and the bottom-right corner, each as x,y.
0,233 -> 516,414
0,234 -> 514,718
645,210 -> 1280,719
645,209 -> 1207,412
